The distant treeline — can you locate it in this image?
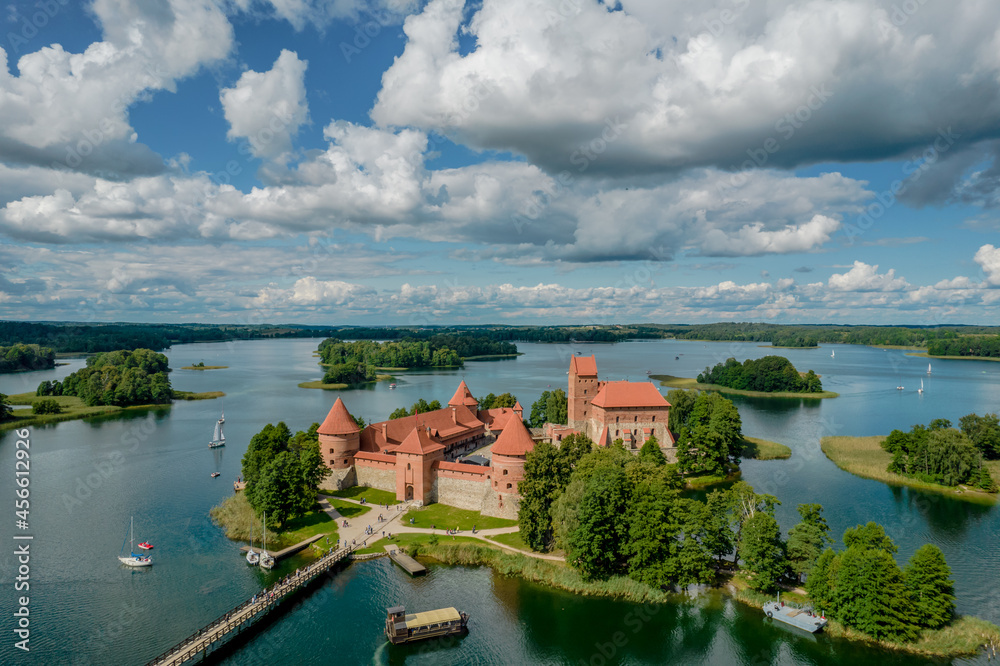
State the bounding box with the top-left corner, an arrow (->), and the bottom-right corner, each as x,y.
35,349 -> 173,406
926,335 -> 1000,358
882,415 -> 998,491
653,323 -> 1000,349
698,356 -> 823,393
0,321 -> 339,354
321,326 -> 653,344
0,343 -> 55,373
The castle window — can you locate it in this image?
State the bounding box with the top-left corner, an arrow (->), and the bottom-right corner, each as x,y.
584,389 -> 587,395
407,463 -> 411,470
506,483 -> 512,490
503,469 -> 508,475
329,448 -> 335,453
652,416 -> 656,422
615,416 -> 619,423
634,416 -> 638,422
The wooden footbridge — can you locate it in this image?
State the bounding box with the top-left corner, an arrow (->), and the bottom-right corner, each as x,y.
144,545 -> 353,665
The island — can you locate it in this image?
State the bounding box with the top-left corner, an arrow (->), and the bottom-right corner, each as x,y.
0,343 -> 55,373
822,413 -> 1000,504
653,356 -> 838,399
182,361 -> 229,370
0,348 -> 223,430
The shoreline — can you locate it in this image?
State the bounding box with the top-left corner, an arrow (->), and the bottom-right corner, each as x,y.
652,374 -> 839,399
365,536 -> 999,659
905,352 -> 1000,362
1,390 -> 222,431
821,435 -> 1000,505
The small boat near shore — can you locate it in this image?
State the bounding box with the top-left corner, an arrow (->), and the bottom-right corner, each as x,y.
211,472 -> 220,478
385,605 -> 468,644
763,594 -> 826,633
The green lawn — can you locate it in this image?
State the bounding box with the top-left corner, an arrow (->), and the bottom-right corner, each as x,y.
403,503 -> 518,531
272,509 -> 338,549
0,393 -> 168,431
485,531 -> 532,552
210,492 -> 338,549
328,499 -> 370,519
326,486 -> 400,505
353,533 -> 487,555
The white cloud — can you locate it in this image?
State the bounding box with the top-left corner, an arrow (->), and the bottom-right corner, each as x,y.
372,0 -> 1000,176
827,261 -> 909,292
228,0 -> 419,31
700,214 -> 840,257
975,244 -> 1000,286
221,50 -> 310,163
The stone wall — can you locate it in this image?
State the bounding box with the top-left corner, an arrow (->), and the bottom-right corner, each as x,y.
480,487 -> 519,520
432,474 -> 490,512
318,465 -> 356,492
355,461 -> 397,493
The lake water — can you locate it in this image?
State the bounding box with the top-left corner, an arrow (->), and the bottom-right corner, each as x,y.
1,338 -> 998,665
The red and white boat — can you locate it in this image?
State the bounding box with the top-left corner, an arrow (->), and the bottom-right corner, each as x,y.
138,542 -> 153,550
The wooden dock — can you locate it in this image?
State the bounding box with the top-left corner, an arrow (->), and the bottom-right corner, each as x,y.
385,545 -> 427,576
144,546 -> 351,665
238,534 -> 325,561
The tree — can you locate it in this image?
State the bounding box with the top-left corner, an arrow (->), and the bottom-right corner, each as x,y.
959,412 -> 1000,460
518,442 -> 569,551
702,489 -> 735,569
566,464 -> 630,580
0,393 -> 12,422
558,433 -> 593,467
528,391 -> 551,428
786,503 -> 831,580
31,398 -> 62,415
737,512 -> 787,592
545,389 -> 568,425
638,435 -> 666,466
666,389 -> 697,434
843,522 -> 897,553
833,546 -> 917,643
904,544 -> 955,629
806,548 -> 836,610
479,392 -> 518,410
730,481 -> 779,563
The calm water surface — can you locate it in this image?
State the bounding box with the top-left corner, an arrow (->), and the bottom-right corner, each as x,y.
0,339 -> 998,665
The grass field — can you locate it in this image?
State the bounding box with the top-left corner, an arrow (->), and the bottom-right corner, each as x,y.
651,374 -> 839,399
484,531 -> 532,552
210,492 -> 339,549
403,503 -> 518,531
327,499 -> 370,520
1,392 -> 177,431
325,486 -> 400,505
821,436 -> 1000,505
740,436 -> 792,460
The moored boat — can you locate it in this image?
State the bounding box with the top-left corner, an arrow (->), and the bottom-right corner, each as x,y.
138,541 -> 153,550
763,595 -> 826,633
384,605 -> 469,644
119,516 -> 152,567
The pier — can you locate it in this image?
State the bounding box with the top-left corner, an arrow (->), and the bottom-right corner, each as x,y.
144,545 -> 351,665
238,534 -> 325,562
386,544 -> 427,576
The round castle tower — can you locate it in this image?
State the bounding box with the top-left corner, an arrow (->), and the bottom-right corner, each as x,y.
489,418 -> 536,495
318,397 -> 360,470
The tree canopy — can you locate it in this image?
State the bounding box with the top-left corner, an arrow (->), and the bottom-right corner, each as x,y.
883,418 -> 997,491
674,391 -> 743,477
37,348 -> 172,407
528,389 -> 568,427
0,343 -> 55,373
698,355 -> 823,393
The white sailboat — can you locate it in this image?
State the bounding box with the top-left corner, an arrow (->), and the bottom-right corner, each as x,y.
918,378 -> 924,394
209,406 -> 226,448
246,513 -> 259,565
260,512 -> 275,570
927,363 -> 932,375
831,349 -> 835,358
119,516 -> 152,567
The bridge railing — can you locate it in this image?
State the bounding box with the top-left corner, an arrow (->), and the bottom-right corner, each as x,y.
145,545 -> 354,665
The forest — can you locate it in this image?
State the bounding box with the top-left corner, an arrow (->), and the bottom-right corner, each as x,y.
0,343 -> 55,373
698,356 -> 823,393
881,415 -> 999,491
0,321 -> 338,354
35,348 -> 173,406
926,335 -> 1000,358
517,438 -> 958,644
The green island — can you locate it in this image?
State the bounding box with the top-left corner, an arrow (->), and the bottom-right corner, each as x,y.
822,414 -> 1000,504
0,348 -> 223,430
0,343 -> 56,373
181,361 -> 229,370
653,374 -> 839,399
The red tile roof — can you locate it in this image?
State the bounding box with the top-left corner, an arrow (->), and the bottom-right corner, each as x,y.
359,404 -> 483,451
317,397 -> 360,435
569,354 -> 598,376
491,418 -> 536,457
395,425 -> 445,456
591,381 -> 669,409
448,380 -> 479,407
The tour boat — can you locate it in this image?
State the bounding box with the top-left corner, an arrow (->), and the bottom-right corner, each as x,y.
209,407 -> 226,448
119,516 -> 153,567
385,605 -> 469,644
763,593 -> 826,633
246,515 -> 259,565
896,385 -> 905,390
260,512 -> 275,569
137,541 -> 153,550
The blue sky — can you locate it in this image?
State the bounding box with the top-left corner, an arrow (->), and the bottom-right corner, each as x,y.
1,0 -> 999,325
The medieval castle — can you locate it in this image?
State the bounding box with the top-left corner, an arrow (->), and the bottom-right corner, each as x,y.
318,355 -> 674,518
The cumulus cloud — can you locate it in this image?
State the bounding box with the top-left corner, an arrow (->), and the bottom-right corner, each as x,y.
227,0 -> 419,31
0,0 -> 233,177
372,0 -> 1000,176
699,215 -> 840,257
827,261 -> 909,292
975,244 -> 1000,286
221,50 -> 310,163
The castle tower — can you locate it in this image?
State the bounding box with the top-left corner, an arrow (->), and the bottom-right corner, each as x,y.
394,425 -> 444,504
448,380 -> 479,409
318,397 -> 360,470
490,418 -> 536,496
567,355 -> 598,431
